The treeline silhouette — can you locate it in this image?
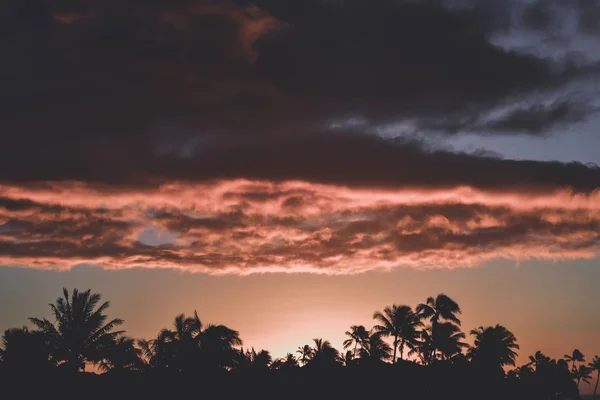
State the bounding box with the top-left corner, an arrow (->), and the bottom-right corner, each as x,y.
0,289 -> 598,400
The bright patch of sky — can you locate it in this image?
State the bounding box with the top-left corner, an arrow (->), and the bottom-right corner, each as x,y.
138,227 -> 178,246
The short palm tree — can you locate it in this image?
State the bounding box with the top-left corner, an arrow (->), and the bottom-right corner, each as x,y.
0,327 -> 55,371
29,288 -> 124,372
359,332 -> 392,364
467,325 -> 519,378
373,304 -> 421,363
296,344 -> 313,366
271,353 -> 298,370
343,325 -> 369,356
527,350 -> 551,370
308,338 -> 340,367
432,322 -> 467,361
97,336 -> 142,372
589,356 -> 600,400
574,364 -> 593,388
564,349 -> 586,372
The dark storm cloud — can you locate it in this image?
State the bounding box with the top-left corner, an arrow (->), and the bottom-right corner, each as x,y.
419,99 -> 594,135
2,0 -> 592,186
2,133 -> 600,192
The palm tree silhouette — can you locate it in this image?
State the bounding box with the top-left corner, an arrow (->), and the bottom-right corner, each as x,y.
373,304 -> 421,363
589,355 -> 600,400
564,349 -> 586,372
343,325 -> 369,356
573,364 -> 593,388
296,345 -> 313,366
138,331 -> 172,369
432,322 -> 467,361
410,326 -> 434,365
200,324 -> 243,369
159,312 -> 203,372
308,338 -> 340,368
271,353 -> 298,370
235,348 -> 272,371
526,350 -> 551,370
29,288 -> 124,372
98,336 -> 143,372
416,294 -> 462,326
0,326 -> 55,372
358,331 -> 392,364
467,325 -> 519,378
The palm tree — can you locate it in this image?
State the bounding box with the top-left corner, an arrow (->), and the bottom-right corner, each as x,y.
467,325 -> 519,378
526,350 -> 551,370
416,294 -> 462,326
235,348 -> 272,371
296,344 -> 313,366
159,312 -> 203,372
97,336 -> 143,372
138,330 -> 172,369
199,323 -> 243,369
373,304 -> 421,363
271,353 -> 299,370
340,350 -> 354,367
564,349 -> 586,372
410,327 -> 434,365
589,356 -> 600,400
29,288 -> 124,372
308,338 -> 340,368
0,326 -> 55,372
358,332 -> 392,364
574,364 -> 593,388
139,312 -> 241,371
432,322 -> 467,361
343,325 -> 369,356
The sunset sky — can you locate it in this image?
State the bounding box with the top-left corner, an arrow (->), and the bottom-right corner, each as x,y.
1,0 -> 599,392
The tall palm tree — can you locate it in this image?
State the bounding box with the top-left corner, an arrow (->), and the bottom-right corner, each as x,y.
343,325 -> 369,356
296,344 -> 313,366
29,288 -> 124,372
467,325 -> 519,378
373,304 -> 421,363
416,294 -> 462,326
564,349 -> 586,372
589,355 -> 600,400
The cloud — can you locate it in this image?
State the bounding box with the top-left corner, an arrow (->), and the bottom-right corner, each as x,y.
0,179 -> 599,274
2,133 -> 600,191
1,1 -> 599,274
0,0 -> 582,148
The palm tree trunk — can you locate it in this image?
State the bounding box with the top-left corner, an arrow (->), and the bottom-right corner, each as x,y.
392,337 -> 398,364
353,342 -> 357,357
593,371 -> 599,400
399,339 -> 404,360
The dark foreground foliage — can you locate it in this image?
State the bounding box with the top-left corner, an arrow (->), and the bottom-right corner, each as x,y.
0,288 -> 597,400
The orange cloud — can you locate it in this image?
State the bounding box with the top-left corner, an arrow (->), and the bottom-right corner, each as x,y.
0,180 -> 599,274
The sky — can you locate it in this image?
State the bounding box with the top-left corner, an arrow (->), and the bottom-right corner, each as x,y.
0,0 -> 599,392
